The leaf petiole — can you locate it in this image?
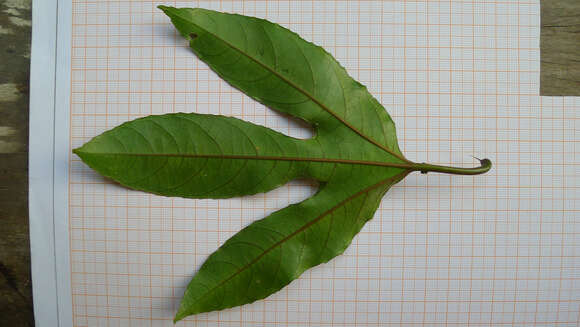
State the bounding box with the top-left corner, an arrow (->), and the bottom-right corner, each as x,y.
412,158 -> 492,175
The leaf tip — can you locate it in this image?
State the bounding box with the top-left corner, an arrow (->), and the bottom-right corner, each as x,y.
157,5 -> 172,13
173,309 -> 187,324
73,145 -> 91,162
157,5 -> 181,20
157,5 -> 200,42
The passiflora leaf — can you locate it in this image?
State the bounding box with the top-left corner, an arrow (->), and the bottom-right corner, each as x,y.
73,6 -> 492,322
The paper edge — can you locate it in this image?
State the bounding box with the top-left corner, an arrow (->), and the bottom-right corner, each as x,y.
54,0 -> 73,325
29,0 -> 73,325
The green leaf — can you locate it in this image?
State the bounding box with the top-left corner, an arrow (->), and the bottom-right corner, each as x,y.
73,6 -> 492,322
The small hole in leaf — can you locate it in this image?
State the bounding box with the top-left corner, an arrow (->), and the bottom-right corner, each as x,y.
189,33 -> 198,39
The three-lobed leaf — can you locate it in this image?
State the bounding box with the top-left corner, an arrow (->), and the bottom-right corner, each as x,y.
74,6 -> 491,322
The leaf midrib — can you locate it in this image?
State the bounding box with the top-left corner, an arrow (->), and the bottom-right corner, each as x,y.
165,8 -> 409,163
76,150 -> 416,171
179,170 -> 409,316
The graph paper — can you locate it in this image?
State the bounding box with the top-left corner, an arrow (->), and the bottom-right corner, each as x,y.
29,0 -> 579,326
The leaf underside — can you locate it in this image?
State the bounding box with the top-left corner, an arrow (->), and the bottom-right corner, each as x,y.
73,6 -> 490,322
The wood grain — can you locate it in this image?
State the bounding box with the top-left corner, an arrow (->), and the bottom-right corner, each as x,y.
0,0 -> 33,326
541,0 -> 580,95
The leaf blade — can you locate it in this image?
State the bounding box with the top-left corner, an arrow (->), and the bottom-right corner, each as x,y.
74,113 -> 415,198
174,169 -> 408,321
74,113 -> 310,198
159,6 -> 406,162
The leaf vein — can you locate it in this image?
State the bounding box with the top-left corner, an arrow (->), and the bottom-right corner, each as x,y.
168,11 -> 408,162
187,171 -> 409,304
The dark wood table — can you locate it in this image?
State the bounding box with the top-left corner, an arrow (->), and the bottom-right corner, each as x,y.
0,1 -> 577,325
0,0 -> 33,326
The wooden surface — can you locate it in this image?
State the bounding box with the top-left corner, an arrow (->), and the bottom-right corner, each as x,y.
541,0 -> 580,95
0,0 -> 34,326
0,1 -> 577,326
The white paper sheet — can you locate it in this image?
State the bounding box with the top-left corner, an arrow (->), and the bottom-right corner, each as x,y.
30,1 -> 579,326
